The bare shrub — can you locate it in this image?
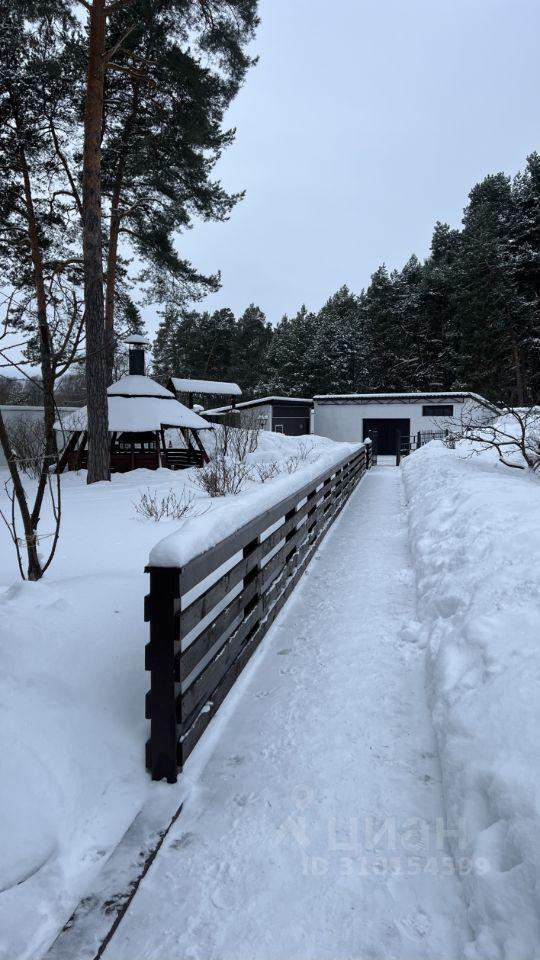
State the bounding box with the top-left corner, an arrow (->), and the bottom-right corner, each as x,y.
134,487 -> 197,521
283,440 -> 320,475
284,454 -> 302,474
252,460 -> 280,483
0,469 -> 62,581
296,439 -> 318,461
7,415 -> 47,478
194,455 -> 252,497
214,412 -> 261,462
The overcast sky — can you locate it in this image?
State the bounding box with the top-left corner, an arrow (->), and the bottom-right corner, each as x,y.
158,0 -> 540,335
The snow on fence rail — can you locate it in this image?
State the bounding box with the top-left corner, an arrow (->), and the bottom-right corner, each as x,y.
144,443 -> 371,782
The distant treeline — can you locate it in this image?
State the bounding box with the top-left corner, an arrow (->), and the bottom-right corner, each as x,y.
154,153 -> 540,406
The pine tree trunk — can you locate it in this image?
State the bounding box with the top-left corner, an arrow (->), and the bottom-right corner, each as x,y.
104,82 -> 140,385
83,0 -> 110,483
104,178 -> 121,386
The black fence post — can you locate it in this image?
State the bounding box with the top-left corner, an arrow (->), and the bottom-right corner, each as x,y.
145,566 -> 181,783
242,535 -> 261,630
366,442 -> 372,470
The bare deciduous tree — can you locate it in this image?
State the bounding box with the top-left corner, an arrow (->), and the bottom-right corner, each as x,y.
0,410 -> 62,580
456,401 -> 540,472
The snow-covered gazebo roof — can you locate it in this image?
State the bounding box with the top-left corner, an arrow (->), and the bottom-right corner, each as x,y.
55,375 -> 212,434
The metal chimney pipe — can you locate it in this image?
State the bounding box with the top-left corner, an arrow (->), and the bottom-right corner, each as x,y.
129,345 -> 145,376
125,335 -> 150,376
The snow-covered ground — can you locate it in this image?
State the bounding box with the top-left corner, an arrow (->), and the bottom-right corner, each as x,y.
100,463 -> 467,960
3,421 -> 540,960
0,431 -> 354,960
403,441 -> 540,959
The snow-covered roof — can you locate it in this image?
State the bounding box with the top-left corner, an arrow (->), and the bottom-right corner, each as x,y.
108,375 -> 173,398
314,391 -> 488,403
124,334 -> 150,346
54,374 -> 211,433
205,396 -> 313,415
170,378 -> 242,397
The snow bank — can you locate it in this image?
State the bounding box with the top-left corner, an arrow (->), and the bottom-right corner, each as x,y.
403,442 -> 540,959
0,574 -> 154,960
149,438 -> 361,567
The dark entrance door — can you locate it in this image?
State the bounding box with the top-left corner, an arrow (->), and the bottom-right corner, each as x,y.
362,418 -> 410,456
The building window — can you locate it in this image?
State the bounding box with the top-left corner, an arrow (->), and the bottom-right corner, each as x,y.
274,424 -> 284,433
422,404 -> 454,417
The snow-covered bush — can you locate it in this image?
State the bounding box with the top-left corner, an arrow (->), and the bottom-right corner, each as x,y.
213,414 -> 260,462
194,455 -> 252,497
251,459 -> 280,483
284,439 -> 320,474
133,487 -> 196,521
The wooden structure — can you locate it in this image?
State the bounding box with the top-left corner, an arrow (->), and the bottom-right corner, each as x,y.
144,443 -> 372,783
168,377 -> 241,412
55,338 -> 212,473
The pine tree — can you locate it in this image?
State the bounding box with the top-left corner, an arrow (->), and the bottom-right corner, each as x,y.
453,174 -> 525,401
361,266 -> 402,390
309,286 -> 365,393
232,304 -> 273,396
262,307 -> 315,397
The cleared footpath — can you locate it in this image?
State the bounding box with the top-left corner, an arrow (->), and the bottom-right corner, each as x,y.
103,464 -> 468,960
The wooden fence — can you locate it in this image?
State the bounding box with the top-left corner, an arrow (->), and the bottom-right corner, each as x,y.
144,444 -> 372,782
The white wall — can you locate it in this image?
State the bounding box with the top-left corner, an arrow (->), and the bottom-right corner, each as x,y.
313,398 -> 492,443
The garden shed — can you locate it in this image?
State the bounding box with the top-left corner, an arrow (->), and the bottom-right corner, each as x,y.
204,396 -> 313,436
313,392 -> 491,454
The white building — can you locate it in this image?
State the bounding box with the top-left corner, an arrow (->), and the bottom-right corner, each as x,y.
313,392 -> 493,455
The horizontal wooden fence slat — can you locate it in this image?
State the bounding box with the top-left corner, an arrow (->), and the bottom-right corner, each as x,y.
145,443 -> 372,782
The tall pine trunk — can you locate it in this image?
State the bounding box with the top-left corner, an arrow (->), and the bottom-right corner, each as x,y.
104,82 -> 140,385
83,0 -> 110,483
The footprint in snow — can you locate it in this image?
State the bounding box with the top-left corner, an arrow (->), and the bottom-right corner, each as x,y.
210,885 -> 238,909
170,831 -> 197,851
226,753 -> 244,766
233,792 -> 258,807
397,909 -> 432,941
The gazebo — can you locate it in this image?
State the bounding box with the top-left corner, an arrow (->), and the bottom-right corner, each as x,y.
55,337 -> 212,473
